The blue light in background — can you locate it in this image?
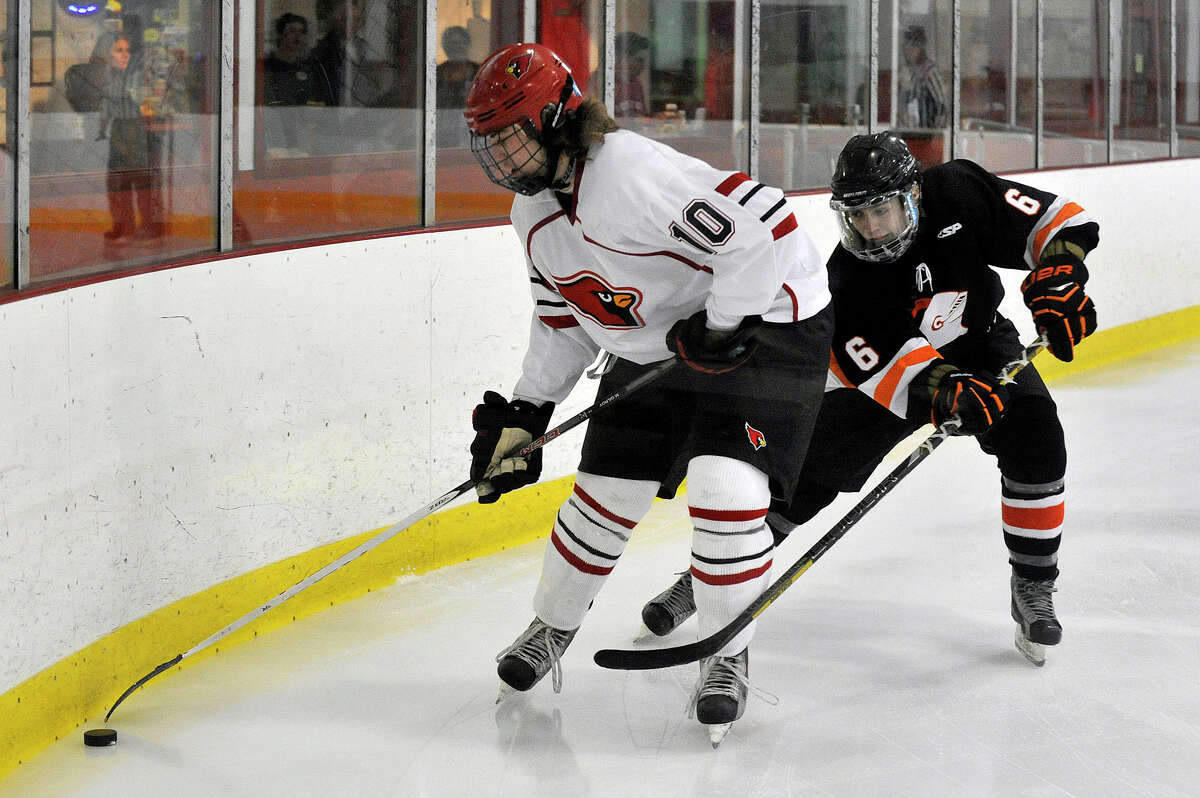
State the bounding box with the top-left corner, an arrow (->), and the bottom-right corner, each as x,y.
66,3 -> 102,15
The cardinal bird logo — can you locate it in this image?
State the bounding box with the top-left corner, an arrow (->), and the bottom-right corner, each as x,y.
745,423 -> 766,450
506,54 -> 533,79
554,271 -> 644,328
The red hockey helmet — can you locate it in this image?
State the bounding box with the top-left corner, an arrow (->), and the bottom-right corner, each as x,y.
464,43 -> 584,194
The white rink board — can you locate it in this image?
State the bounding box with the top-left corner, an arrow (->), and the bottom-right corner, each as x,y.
2,158 -> 1199,693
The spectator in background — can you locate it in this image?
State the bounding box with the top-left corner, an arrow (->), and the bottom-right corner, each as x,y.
100,33 -> 163,244
898,25 -> 948,128
435,26 -> 479,110
310,0 -> 380,107
264,13 -> 333,108
612,31 -> 650,117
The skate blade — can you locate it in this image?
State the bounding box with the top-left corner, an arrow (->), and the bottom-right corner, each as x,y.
707,722 -> 732,748
496,684 -> 520,704
1014,627 -> 1046,666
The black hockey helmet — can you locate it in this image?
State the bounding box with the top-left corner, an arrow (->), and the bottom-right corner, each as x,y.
829,131 -> 922,262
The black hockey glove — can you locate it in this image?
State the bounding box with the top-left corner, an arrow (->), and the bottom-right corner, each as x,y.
666,310 -> 760,374
470,391 -> 555,504
922,360 -> 1009,435
1021,258 -> 1097,363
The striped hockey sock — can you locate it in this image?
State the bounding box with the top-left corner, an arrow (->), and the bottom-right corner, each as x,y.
533,472 -> 659,630
1001,475 -> 1064,581
687,455 -> 773,657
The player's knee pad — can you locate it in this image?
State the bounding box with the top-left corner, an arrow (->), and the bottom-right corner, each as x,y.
982,395 -> 1066,483
685,455 -> 771,534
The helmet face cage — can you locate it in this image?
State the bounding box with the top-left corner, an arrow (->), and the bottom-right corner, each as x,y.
830,183 -> 921,263
470,119 -> 555,195
464,43 -> 582,195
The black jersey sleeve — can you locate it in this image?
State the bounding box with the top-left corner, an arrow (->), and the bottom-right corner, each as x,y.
926,160 -> 1099,273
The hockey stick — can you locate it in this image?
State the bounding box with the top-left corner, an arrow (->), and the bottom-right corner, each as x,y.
105,357 -> 677,722
593,336 -> 1048,671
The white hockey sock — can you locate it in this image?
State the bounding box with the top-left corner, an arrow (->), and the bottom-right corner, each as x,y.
687,455 -> 773,657
533,472 -> 659,631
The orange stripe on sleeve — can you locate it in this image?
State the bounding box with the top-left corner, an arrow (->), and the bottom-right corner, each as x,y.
873,344 -> 940,409
1032,202 -> 1083,262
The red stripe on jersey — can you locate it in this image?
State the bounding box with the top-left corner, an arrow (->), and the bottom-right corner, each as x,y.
771,213 -> 798,240
539,314 -> 580,329
689,506 -> 769,523
873,344 -> 940,409
782,283 -> 799,320
691,559 -> 772,586
527,210 -> 568,259
579,230 -> 712,274
573,484 -> 638,529
1033,202 -> 1084,262
715,172 -> 752,196
1002,502 -> 1065,531
551,530 -> 615,575
828,348 -> 854,388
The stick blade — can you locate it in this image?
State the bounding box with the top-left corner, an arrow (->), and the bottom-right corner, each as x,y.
593,636 -> 723,670
104,653 -> 183,722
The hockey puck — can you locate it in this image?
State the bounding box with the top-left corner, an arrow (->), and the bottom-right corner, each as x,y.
83,728 -> 118,747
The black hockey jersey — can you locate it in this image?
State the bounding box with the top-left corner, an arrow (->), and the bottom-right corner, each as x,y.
826,159 -> 1099,421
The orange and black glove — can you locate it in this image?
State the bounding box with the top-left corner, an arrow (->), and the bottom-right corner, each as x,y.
921,360 -> 1009,435
1021,255 -> 1097,362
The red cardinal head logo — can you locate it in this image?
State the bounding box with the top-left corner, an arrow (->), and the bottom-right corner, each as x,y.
555,271 -> 644,328
505,53 -> 533,80
745,422 -> 766,450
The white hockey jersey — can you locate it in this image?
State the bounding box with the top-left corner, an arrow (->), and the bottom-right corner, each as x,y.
509,129 -> 830,404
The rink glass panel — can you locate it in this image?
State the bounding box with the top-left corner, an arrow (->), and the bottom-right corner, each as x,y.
432,0 -> 526,224
4,0 -> 1200,292
956,0 -> 1036,173
1181,2 -> 1200,156
233,0 -> 423,246
614,0 -> 750,176
1112,0 -> 1172,162
1,1 -> 12,289
27,0 -> 218,285
754,1 -> 868,192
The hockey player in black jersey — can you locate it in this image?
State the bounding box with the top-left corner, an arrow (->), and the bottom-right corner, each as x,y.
641,131 -> 1098,666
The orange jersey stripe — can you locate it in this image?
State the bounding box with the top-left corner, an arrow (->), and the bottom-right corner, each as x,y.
873,344 -> 940,409
1002,502 -> 1065,531
1033,202 -> 1084,262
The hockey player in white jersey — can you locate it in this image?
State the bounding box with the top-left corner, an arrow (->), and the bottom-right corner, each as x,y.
463,42 -> 832,745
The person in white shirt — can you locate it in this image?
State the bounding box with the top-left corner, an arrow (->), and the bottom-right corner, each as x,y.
463,42 -> 832,745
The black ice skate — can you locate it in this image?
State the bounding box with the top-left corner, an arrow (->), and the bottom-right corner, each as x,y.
495,617 -> 578,701
691,648 -> 750,748
1010,573 -> 1062,666
640,571 -> 696,637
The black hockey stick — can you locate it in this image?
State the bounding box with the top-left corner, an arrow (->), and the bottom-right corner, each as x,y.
105,356 -> 677,722
593,336 -> 1048,671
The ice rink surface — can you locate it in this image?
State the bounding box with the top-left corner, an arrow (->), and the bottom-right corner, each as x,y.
4,339 -> 1199,798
